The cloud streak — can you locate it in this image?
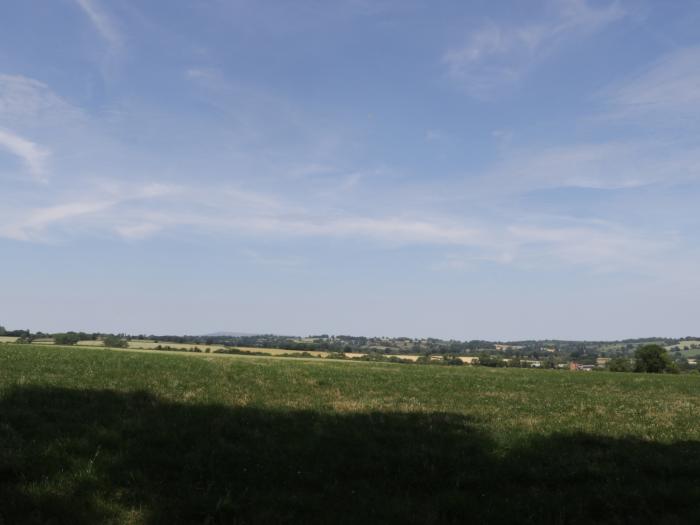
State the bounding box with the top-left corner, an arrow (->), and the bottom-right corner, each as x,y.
74,0 -> 123,51
0,177 -> 681,278
479,140 -> 700,193
0,70 -> 690,278
443,0 -> 625,96
602,46 -> 700,121
0,128 -> 50,181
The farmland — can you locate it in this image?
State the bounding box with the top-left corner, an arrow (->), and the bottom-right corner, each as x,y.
667,340 -> 700,358
76,339 -> 331,358
1,343 -> 699,524
667,340 -> 700,350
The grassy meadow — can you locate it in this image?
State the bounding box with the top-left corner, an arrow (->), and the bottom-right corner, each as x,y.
1,343 -> 699,524
667,340 -> 700,358
668,340 -> 700,350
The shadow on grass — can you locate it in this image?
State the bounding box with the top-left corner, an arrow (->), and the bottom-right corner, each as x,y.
1,386 -> 699,524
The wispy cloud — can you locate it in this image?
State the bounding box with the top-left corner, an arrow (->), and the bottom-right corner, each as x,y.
507,222 -> 673,272
443,0 -> 625,96
1,175 -> 683,278
0,74 -> 82,125
0,37 -> 691,282
602,46 -> 700,121
0,128 -> 50,181
271,216 -> 483,245
0,200 -> 112,241
0,174 -> 485,246
469,136 -> 700,196
114,223 -> 163,240
434,217 -> 678,276
73,0 -> 123,51
0,183 -> 178,241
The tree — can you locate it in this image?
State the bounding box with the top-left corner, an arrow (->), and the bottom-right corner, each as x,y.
477,354 -> 506,367
103,335 -> 128,348
443,355 -> 464,366
608,357 -> 632,373
508,356 -> 522,368
415,355 -> 431,365
634,344 -> 674,373
543,356 -> 557,369
54,333 -> 80,346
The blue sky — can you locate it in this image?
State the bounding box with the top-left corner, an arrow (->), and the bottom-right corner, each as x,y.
2,0 -> 700,339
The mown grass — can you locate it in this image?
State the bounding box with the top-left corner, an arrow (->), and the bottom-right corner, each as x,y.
1,343 -> 699,524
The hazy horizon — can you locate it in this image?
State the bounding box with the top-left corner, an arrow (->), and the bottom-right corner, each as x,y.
4,323 -> 698,344
2,1 -> 700,340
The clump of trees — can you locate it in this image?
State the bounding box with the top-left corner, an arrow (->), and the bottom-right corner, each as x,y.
53,333 -> 81,346
633,344 -> 677,374
102,335 -> 128,348
607,345 -> 678,374
608,357 -> 632,373
476,354 -> 507,367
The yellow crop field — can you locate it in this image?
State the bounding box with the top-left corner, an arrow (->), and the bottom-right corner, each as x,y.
124,340 -> 330,357
236,346 -> 329,357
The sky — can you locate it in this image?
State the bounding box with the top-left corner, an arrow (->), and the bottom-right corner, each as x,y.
1,0 -> 700,340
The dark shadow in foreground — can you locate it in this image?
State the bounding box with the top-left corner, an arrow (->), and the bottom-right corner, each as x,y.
1,386 -> 699,524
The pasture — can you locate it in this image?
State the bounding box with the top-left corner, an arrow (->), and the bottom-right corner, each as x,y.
1,343 -> 699,524
668,340 -> 700,350
667,340 -> 700,358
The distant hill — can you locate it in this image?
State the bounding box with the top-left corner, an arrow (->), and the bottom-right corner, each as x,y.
202,331 -> 260,337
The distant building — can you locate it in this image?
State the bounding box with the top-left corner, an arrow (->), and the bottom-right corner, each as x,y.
494,344 -> 524,351
596,357 -> 611,367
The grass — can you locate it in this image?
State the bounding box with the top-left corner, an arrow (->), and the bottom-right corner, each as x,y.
1,343 -> 699,524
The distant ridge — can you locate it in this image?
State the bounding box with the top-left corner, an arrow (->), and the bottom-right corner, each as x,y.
203,331 -> 260,337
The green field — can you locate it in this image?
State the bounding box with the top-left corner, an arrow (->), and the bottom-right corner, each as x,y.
667,340 -> 700,358
1,344 -> 699,524
668,340 -> 700,350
